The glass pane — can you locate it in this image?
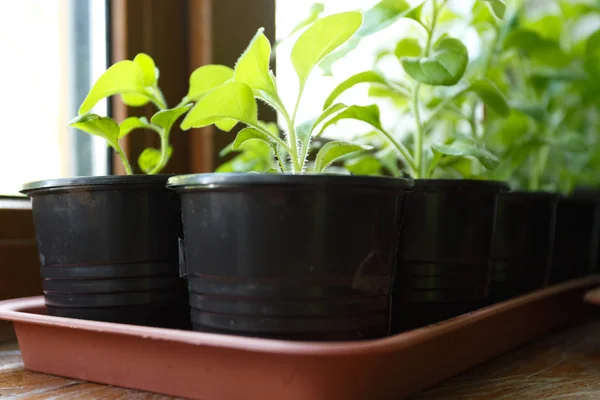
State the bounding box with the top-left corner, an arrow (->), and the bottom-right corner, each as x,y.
0,0 -> 109,196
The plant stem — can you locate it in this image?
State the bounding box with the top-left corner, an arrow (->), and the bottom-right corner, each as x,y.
413,0 -> 439,179
413,83 -> 425,178
287,83 -> 305,173
380,127 -> 418,176
423,85 -> 472,131
248,122 -> 293,154
114,144 -> 133,175
148,127 -> 169,175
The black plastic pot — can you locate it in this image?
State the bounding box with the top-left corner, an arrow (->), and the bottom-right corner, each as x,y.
548,194 -> 600,284
21,176 -> 189,328
167,173 -> 414,341
392,179 -> 508,333
489,192 -> 558,303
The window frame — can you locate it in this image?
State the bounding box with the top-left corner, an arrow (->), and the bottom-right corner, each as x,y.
1,0 -> 276,342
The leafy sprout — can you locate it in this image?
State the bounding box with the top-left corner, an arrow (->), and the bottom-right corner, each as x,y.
181,12 -> 372,174
320,0 -> 510,179
69,54 -> 231,175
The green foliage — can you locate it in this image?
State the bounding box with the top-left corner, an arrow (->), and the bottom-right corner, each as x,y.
291,12 -> 362,88
183,12 -> 372,174
72,52 -> 234,174
401,38 -> 469,86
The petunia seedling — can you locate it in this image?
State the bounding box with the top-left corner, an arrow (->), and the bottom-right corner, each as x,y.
180,12 -> 372,173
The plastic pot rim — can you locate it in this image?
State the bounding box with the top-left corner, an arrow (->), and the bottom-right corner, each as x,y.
166,173 -> 415,191
21,175 -> 174,195
414,179 -> 509,190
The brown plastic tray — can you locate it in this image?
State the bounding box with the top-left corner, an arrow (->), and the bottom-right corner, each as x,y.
1,276 -> 599,400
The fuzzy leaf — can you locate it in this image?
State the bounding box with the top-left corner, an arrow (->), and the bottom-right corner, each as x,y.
181,82 -> 258,130
69,114 -> 120,147
317,104 -> 383,137
119,116 -> 150,138
234,28 -> 277,97
138,147 -> 173,173
297,103 -> 347,143
151,105 -> 192,132
471,79 -> 510,117
215,118 -> 239,132
232,127 -> 275,150
320,0 -> 420,74
314,141 -> 368,172
432,143 -> 499,170
401,37 -> 468,86
292,11 -> 362,87
186,65 -> 234,102
133,53 -> 158,86
324,71 -> 386,109
121,93 -> 151,107
395,38 -> 422,59
79,60 -> 145,115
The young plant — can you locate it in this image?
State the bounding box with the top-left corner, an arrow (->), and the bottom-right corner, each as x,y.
317,0 -> 511,179
482,0 -> 600,191
68,54 -> 232,175
180,12 -> 371,174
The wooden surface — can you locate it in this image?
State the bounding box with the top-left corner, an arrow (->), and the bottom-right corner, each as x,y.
2,319 -> 600,399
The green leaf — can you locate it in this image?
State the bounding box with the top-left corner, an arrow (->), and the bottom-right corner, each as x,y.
314,141 -> 368,172
471,79 -> 510,117
79,60 -> 145,115
138,147 -> 173,174
432,143 -> 499,170
401,37 -> 468,86
323,71 -> 386,110
547,133 -> 588,153
320,0 -> 419,75
232,127 -> 275,150
528,15 -> 562,42
119,116 -> 150,138
504,29 -> 569,67
151,105 -> 193,132
181,82 -> 258,130
186,65 -> 234,102
69,114 -> 120,147
344,155 -> 383,175
121,93 -> 151,107
478,0 -> 506,19
215,118 -> 238,132
297,103 -> 347,143
368,85 -> 409,108
289,3 -> 325,36
234,28 -> 277,97
511,103 -> 545,121
395,38 -> 422,59
317,104 -> 383,136
133,53 -> 158,86
585,29 -> 600,77
292,11 -> 362,87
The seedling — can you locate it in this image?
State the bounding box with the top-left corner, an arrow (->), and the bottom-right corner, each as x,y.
181,12 -> 370,173
482,1 -> 600,192
69,54 -> 232,175
319,0 -> 510,179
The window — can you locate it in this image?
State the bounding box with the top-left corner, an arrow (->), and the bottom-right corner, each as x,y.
0,0 -> 109,196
